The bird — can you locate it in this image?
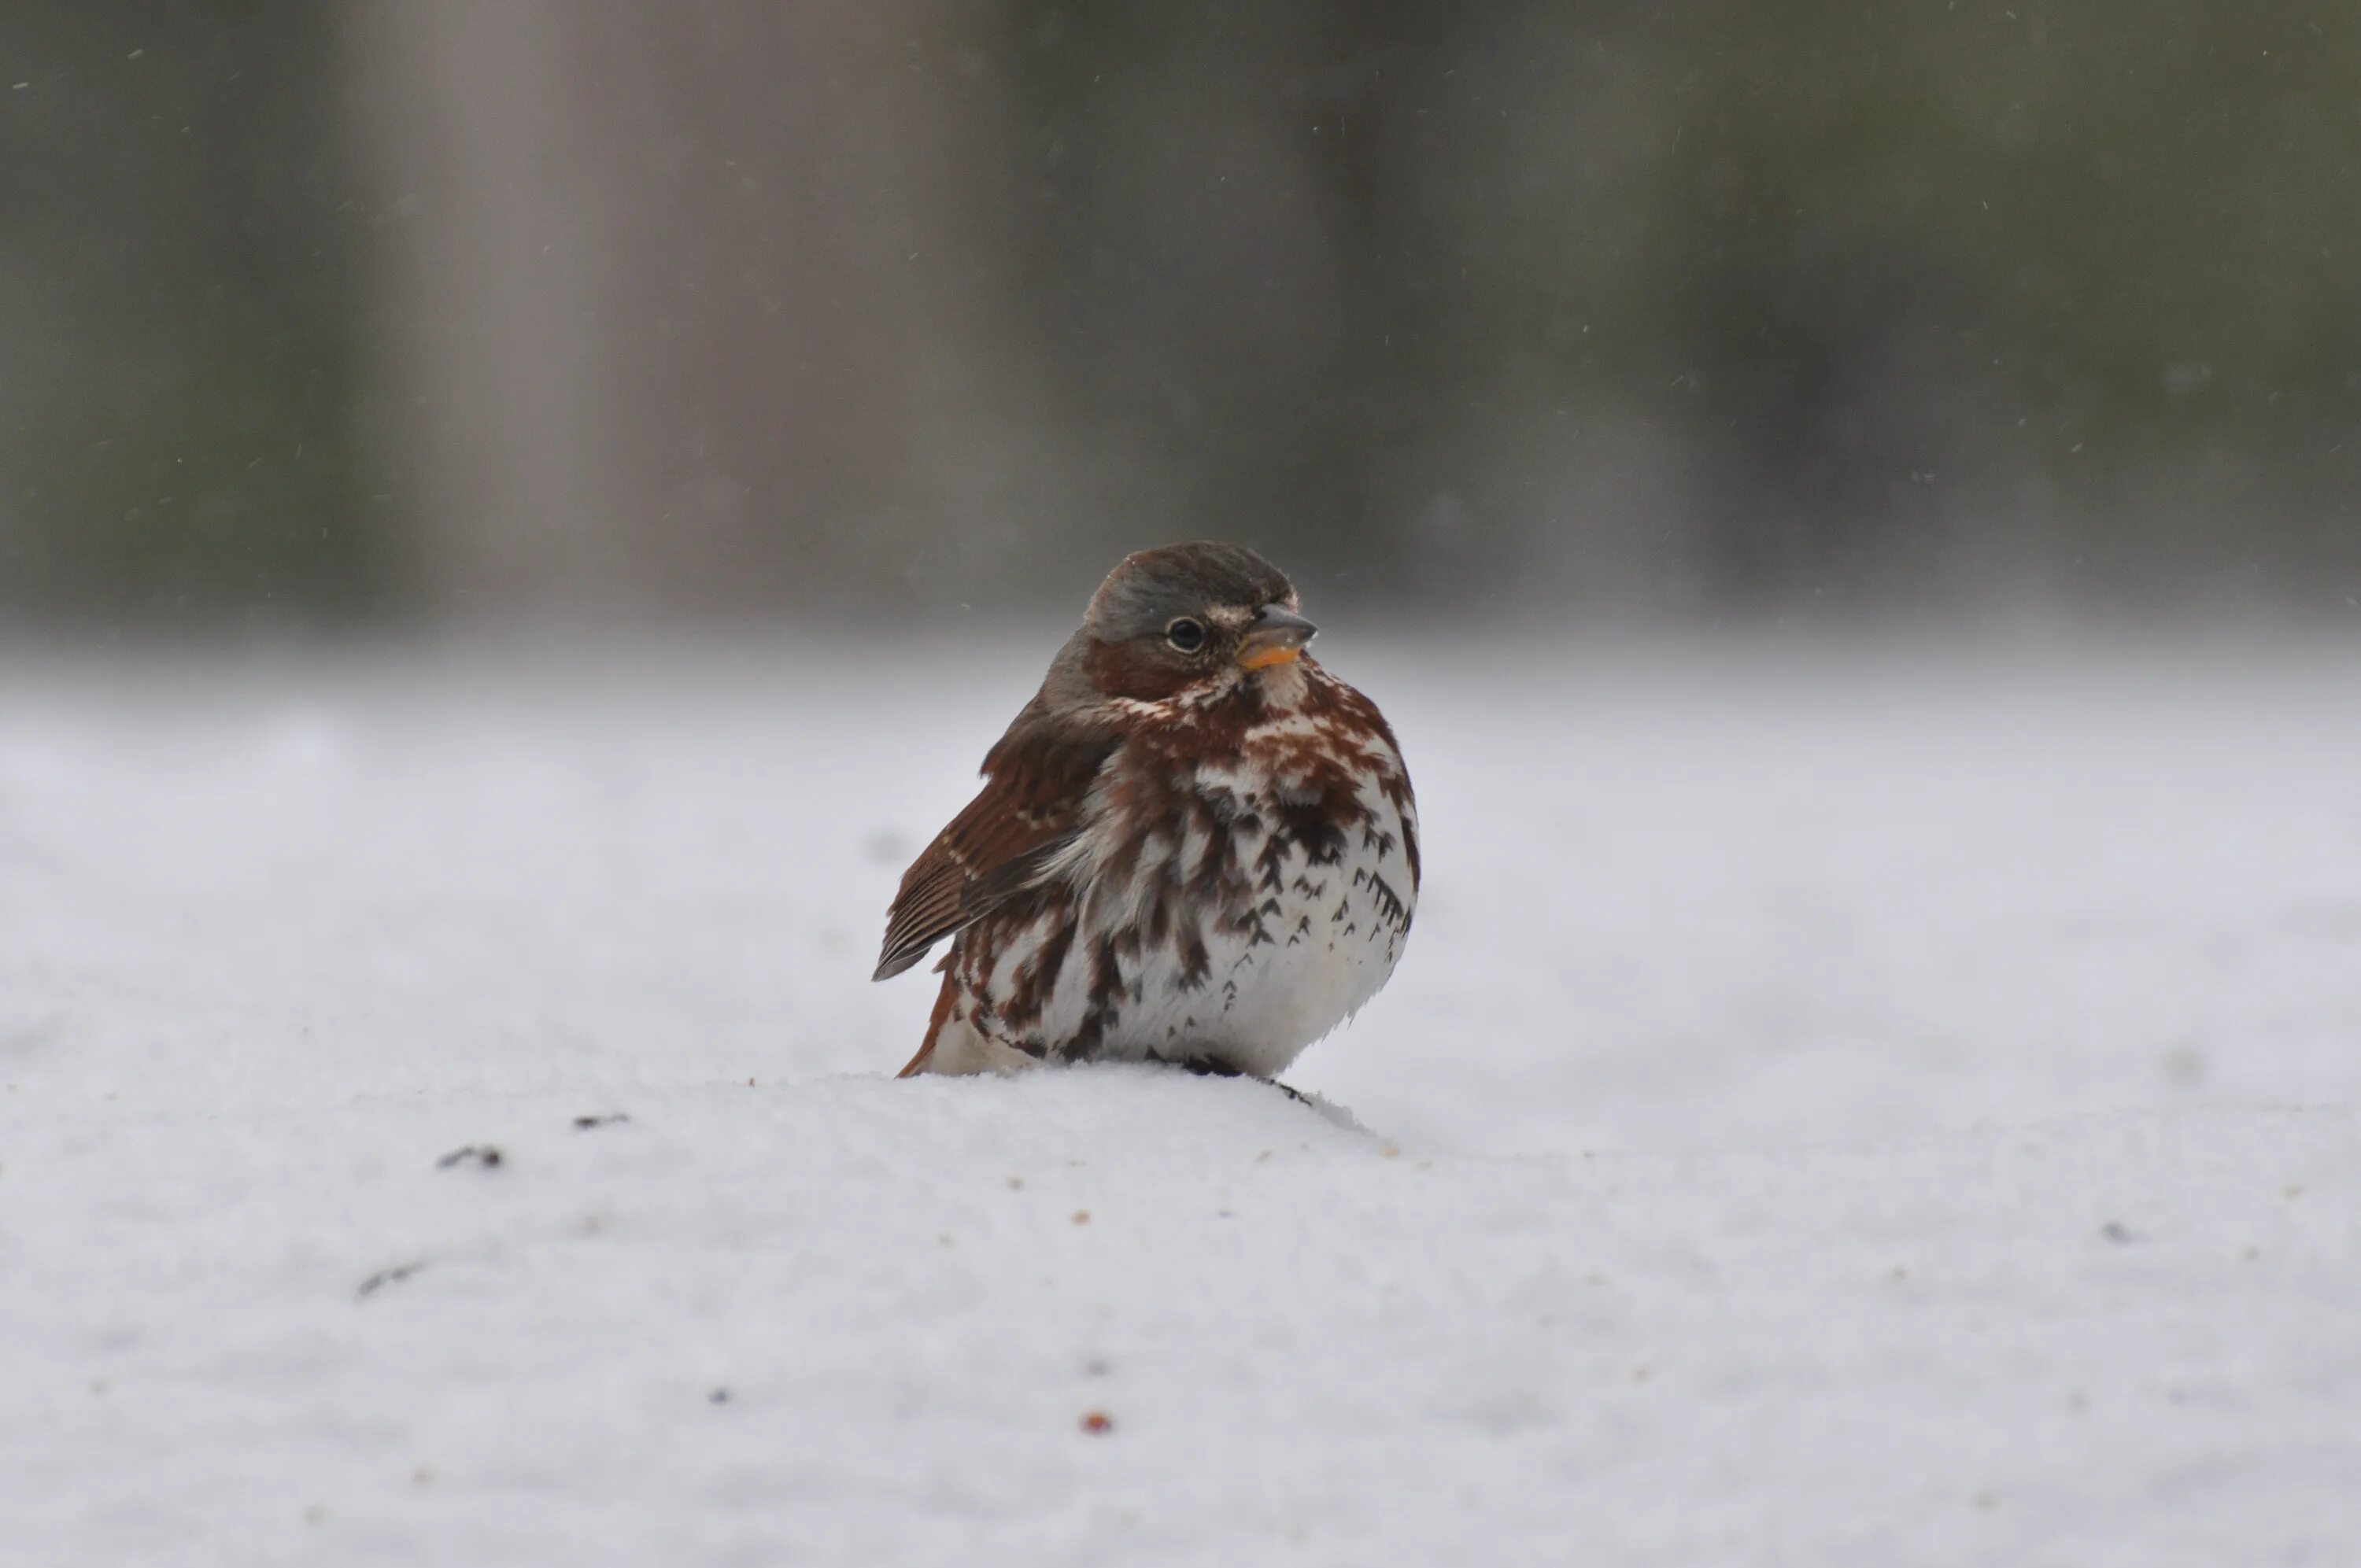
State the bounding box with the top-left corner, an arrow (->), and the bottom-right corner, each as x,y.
875,541 -> 1418,1079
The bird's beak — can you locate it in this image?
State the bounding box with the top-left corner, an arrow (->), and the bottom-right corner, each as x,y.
1236,604 -> 1317,670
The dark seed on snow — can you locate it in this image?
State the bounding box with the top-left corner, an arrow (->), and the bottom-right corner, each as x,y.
358,1260 -> 427,1298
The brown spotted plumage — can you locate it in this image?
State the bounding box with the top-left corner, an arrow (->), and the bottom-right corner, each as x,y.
876,542 -> 1418,1079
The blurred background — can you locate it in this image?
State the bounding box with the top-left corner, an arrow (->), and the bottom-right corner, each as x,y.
6,0 -> 2360,1272
4,0 -> 2357,633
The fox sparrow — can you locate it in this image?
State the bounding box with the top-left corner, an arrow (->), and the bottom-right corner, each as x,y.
875,541 -> 1419,1079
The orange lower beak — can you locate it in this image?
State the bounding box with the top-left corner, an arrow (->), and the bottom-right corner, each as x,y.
1236,604 -> 1317,672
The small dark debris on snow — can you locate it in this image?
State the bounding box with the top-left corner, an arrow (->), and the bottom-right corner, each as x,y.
436,1145 -> 504,1170
358,1260 -> 428,1298
573,1113 -> 631,1131
2100,1221 -> 2142,1245
708,1386 -> 732,1405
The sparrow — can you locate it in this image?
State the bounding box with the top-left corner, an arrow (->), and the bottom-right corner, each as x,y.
874,541 -> 1418,1079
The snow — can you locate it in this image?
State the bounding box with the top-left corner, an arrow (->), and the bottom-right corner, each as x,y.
4,633 -> 2359,1564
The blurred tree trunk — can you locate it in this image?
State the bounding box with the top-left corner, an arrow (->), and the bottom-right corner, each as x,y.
345,0 -> 970,618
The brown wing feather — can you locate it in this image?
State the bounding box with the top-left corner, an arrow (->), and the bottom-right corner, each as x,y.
873,710 -> 1118,981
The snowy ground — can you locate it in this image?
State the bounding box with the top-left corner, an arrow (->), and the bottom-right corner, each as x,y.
4,631 -> 2359,1564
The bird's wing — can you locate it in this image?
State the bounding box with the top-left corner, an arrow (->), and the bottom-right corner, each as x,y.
873,715 -> 1119,981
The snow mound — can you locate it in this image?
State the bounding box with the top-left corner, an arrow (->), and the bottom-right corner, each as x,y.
3,637 -> 2358,1562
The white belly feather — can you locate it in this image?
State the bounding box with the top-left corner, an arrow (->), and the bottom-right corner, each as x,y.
1117,773 -> 1413,1076
1042,706 -> 1418,1076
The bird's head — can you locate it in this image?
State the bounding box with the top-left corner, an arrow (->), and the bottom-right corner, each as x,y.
1062,541 -> 1317,706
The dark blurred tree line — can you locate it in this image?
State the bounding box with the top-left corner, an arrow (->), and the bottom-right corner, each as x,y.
2,0 -> 2355,625
0,2 -> 368,618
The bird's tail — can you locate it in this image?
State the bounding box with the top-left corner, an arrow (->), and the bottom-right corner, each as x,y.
896,967 -> 961,1077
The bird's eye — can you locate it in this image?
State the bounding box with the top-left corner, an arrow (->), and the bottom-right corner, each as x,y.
1165,617 -> 1206,652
